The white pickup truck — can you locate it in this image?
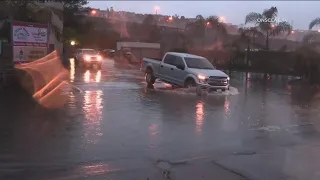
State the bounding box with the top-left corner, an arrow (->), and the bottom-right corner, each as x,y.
141,52 -> 230,92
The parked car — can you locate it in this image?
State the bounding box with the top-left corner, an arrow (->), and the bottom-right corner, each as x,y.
141,52 -> 230,94
74,48 -> 102,69
102,49 -> 115,58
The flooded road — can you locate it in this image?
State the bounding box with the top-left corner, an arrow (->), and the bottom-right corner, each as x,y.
1,58 -> 320,180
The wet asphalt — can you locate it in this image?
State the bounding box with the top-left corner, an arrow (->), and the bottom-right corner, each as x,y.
1,58 -> 320,180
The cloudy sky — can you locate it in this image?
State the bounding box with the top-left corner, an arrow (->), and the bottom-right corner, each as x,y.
89,1 -> 320,30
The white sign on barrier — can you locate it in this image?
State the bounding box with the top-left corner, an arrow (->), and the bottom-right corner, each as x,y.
12,21 -> 49,63
12,21 -> 48,47
13,46 -> 47,62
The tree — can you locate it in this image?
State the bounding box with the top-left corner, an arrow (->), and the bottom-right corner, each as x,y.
244,6 -> 292,50
174,14 -> 179,20
2,0 -> 89,42
185,15 -> 205,47
185,15 -> 227,48
142,15 -> 161,42
186,15 -> 205,38
177,32 -> 193,49
302,18 -> 320,46
4,0 -> 64,41
309,17 -> 320,30
236,26 -> 264,48
299,18 -> 320,84
110,7 -> 114,17
206,15 -> 228,43
143,14 -> 156,25
63,0 -> 89,42
106,8 -> 110,17
235,27 -> 264,64
63,0 -> 88,11
148,26 -> 161,42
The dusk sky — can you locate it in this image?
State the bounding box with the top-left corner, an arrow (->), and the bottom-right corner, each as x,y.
89,1 -> 320,30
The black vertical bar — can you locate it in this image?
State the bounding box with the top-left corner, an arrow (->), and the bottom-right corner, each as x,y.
10,16 -> 14,66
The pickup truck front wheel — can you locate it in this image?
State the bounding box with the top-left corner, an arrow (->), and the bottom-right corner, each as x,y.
146,70 -> 156,86
185,79 -> 202,96
184,79 -> 196,88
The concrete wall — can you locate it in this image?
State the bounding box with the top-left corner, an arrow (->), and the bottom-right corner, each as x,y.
115,42 -> 161,63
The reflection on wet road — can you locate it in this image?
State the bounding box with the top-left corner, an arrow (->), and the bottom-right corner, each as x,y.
1,58 -> 320,179
196,101 -> 204,133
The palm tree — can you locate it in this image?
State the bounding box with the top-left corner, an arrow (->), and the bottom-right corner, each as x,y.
298,18 -> 320,83
236,27 -> 265,64
4,0 -> 63,41
206,15 -> 228,43
309,18 -> 320,30
245,6 -> 292,50
302,18 -> 320,46
185,15 -> 227,48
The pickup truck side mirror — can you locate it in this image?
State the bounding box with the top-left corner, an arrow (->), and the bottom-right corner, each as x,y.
176,65 -> 185,70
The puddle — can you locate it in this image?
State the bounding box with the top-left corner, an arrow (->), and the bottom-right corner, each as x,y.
74,82 -> 141,90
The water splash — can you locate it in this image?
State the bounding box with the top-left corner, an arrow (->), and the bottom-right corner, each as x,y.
251,123 -> 313,132
148,81 -> 239,96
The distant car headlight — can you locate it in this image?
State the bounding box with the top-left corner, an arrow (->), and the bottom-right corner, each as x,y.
84,55 -> 90,61
97,55 -> 102,61
198,74 -> 207,83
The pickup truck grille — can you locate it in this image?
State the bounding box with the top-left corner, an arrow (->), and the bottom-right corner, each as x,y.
91,57 -> 97,60
207,76 -> 228,86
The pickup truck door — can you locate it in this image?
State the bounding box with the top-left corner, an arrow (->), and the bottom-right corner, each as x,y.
158,54 -> 176,83
171,56 -> 188,86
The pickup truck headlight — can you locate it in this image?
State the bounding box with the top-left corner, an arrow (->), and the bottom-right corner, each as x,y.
198,75 -> 207,83
84,55 -> 90,61
227,77 -> 230,80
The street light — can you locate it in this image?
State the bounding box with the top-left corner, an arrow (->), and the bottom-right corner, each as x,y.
154,6 -> 160,15
70,41 -> 75,46
91,10 -> 97,15
219,16 -> 225,23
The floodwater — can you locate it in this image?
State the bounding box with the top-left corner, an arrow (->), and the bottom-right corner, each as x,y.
1,58 -> 320,180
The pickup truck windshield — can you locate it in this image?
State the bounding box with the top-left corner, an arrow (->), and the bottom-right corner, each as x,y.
184,57 -> 215,69
83,50 -> 97,54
